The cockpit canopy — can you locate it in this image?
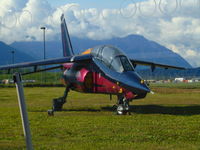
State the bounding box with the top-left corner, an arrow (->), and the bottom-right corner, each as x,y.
91,45 -> 134,73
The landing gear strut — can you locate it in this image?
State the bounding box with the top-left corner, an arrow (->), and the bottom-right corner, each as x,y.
48,85 -> 70,116
116,95 -> 131,115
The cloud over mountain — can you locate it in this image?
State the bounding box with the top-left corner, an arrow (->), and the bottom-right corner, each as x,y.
0,0 -> 199,66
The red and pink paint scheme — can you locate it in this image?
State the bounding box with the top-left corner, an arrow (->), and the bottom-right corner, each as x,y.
62,63 -> 136,100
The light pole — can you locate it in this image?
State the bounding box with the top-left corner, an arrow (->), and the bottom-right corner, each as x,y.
40,27 -> 46,60
40,27 -> 46,83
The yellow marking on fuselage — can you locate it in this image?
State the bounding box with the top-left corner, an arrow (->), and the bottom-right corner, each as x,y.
119,88 -> 123,93
81,48 -> 93,55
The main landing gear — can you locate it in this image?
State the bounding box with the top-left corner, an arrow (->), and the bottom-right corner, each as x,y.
48,85 -> 70,116
116,95 -> 131,115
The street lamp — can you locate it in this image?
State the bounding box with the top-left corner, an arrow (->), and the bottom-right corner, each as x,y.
40,27 -> 46,83
40,27 -> 46,60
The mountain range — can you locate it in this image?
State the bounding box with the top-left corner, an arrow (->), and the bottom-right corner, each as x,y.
0,34 -> 192,69
10,35 -> 192,68
0,42 -> 33,65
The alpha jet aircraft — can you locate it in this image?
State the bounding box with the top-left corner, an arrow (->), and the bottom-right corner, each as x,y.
0,14 -> 184,115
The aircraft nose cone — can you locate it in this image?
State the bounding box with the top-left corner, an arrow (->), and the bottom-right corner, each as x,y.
130,79 -> 151,93
119,71 -> 151,94
138,82 -> 151,93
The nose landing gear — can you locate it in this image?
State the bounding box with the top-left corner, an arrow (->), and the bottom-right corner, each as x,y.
116,95 -> 131,115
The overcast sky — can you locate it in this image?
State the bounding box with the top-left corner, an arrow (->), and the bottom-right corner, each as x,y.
47,0 -> 146,9
0,0 -> 199,67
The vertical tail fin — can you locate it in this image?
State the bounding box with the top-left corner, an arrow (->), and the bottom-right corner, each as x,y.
61,14 -> 74,57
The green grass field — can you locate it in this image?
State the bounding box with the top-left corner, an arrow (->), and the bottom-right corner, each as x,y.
1,83 -> 200,150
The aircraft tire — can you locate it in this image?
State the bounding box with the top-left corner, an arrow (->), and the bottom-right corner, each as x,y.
116,105 -> 127,115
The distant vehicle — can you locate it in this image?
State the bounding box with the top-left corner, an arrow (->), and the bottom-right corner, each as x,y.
0,14 -> 184,115
1,79 -> 14,84
1,79 -> 10,84
175,78 -> 185,82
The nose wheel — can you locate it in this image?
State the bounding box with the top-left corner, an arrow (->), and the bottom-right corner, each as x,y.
48,109 -> 54,116
116,95 -> 131,115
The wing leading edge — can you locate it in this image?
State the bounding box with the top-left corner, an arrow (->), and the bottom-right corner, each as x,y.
130,59 -> 185,71
0,54 -> 91,71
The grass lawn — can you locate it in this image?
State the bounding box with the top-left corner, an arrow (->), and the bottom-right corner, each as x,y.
0,83 -> 200,150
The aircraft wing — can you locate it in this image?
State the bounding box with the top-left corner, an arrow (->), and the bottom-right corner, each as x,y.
130,59 -> 185,71
0,54 -> 91,71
